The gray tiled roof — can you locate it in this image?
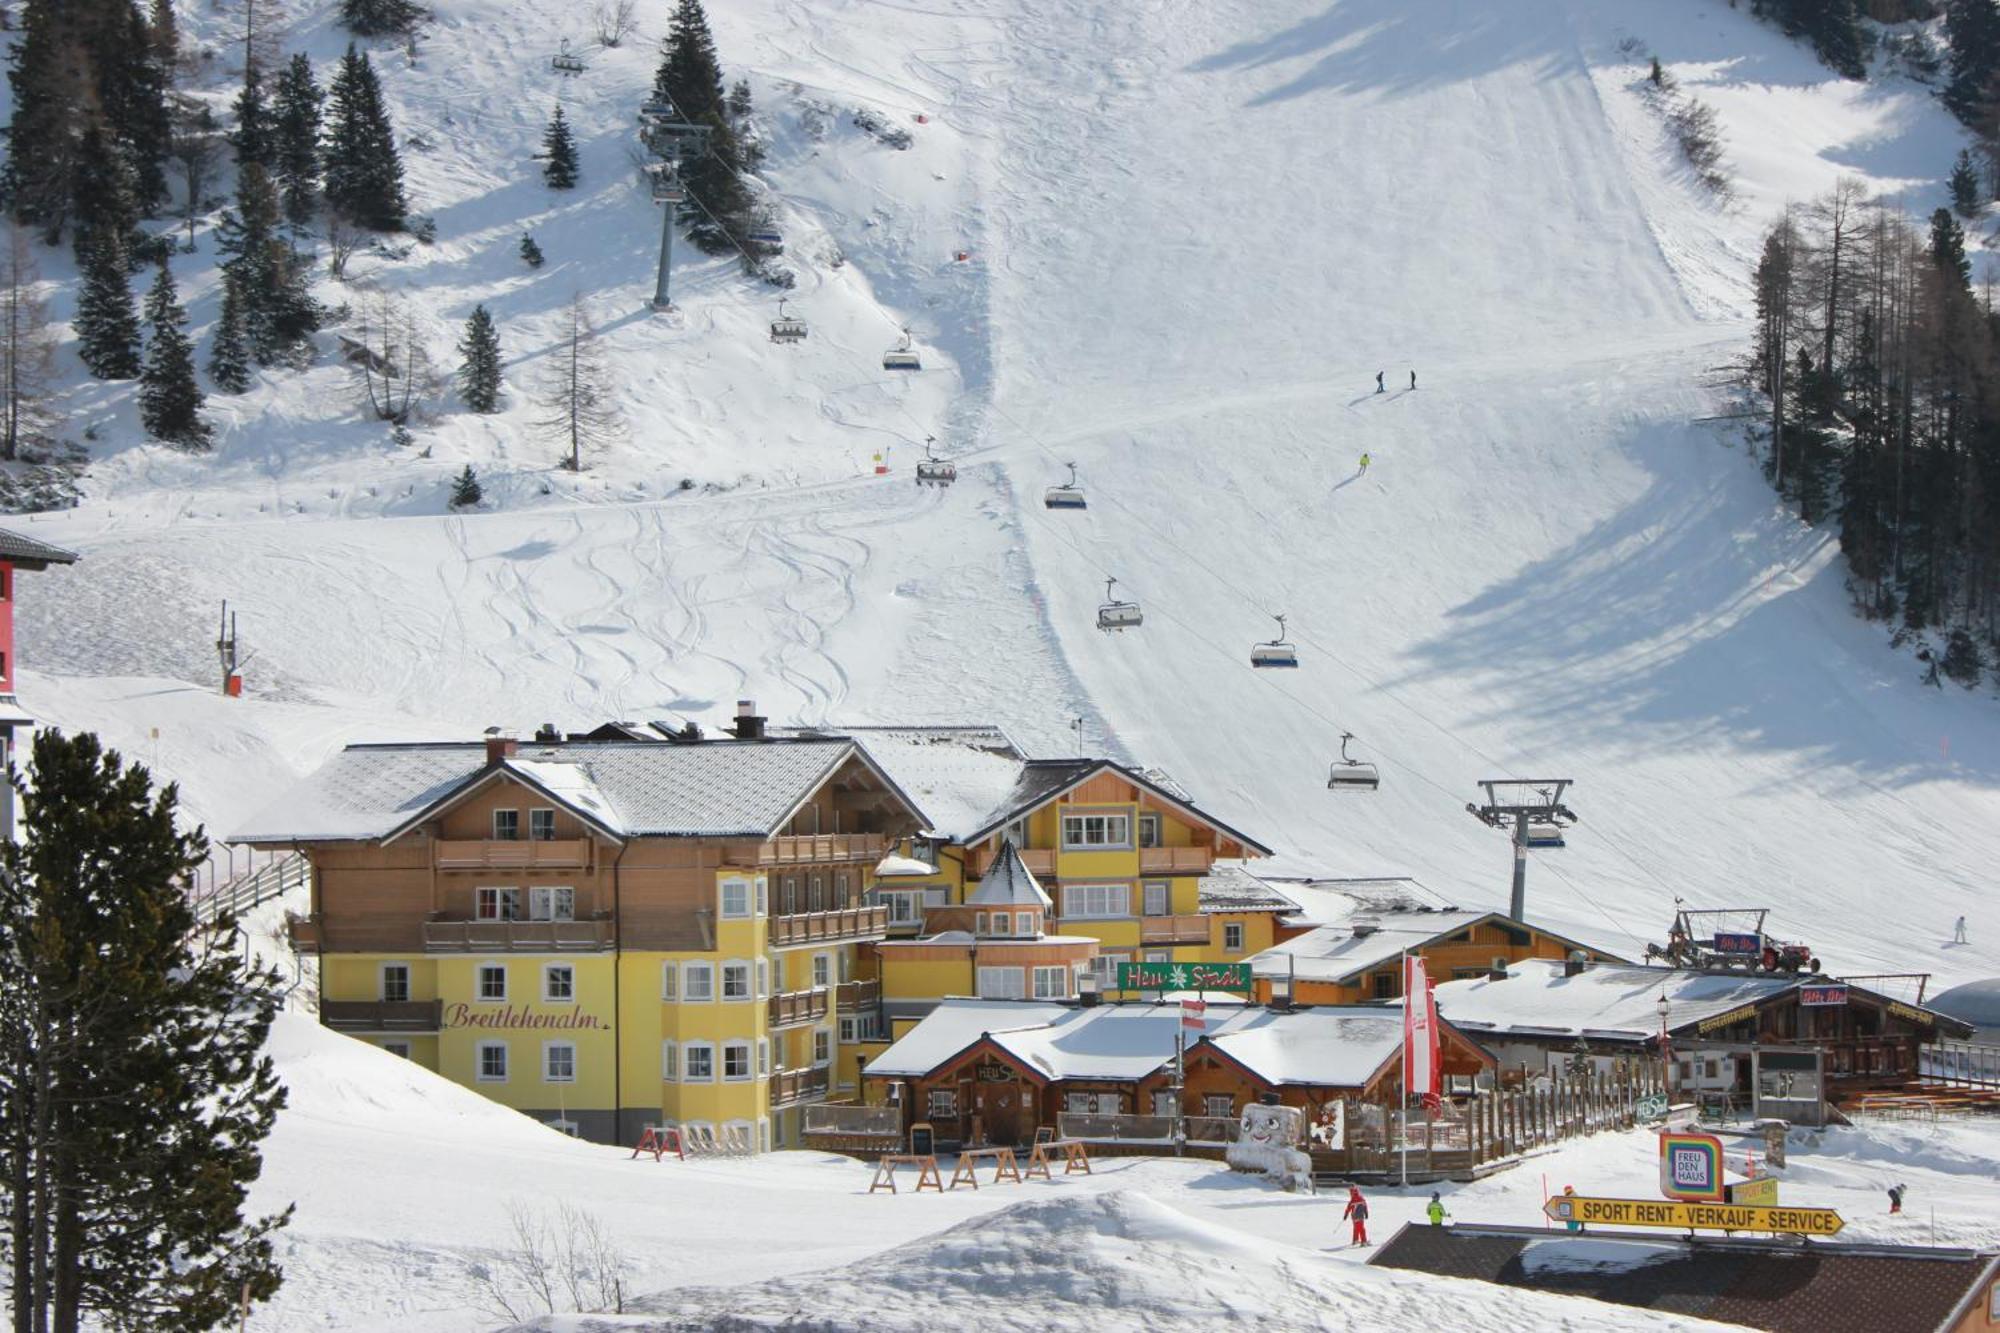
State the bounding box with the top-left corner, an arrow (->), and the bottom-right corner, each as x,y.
0,528 -> 78,567
966,841 -> 1052,908
231,739 -> 862,843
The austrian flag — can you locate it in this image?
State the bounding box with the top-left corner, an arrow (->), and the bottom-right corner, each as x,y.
1402,955 -> 1442,1113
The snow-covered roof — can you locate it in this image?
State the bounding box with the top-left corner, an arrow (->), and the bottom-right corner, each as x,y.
1928,977 -> 2000,1033
1431,960 -> 1801,1043
0,527 -> 77,568
775,725 -> 1030,839
1197,863 -> 1298,915
874,853 -> 939,878
1247,910 -> 1492,984
1261,877 -> 1459,925
966,841 -> 1052,908
231,739 -> 877,842
864,998 -> 1410,1087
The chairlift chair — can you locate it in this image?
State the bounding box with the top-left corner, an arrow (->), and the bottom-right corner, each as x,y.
551,39 -> 586,75
748,228 -> 785,253
1250,613 -> 1299,668
883,328 -> 922,371
1044,462 -> 1087,510
1525,821 -> 1567,849
1326,732 -> 1380,793
914,437 -> 956,486
647,166 -> 686,204
769,297 -> 807,344
1097,578 -> 1142,632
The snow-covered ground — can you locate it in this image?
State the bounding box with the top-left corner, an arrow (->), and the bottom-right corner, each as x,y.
16,0 -> 2000,1325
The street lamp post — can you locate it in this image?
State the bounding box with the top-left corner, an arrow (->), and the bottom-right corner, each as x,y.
1656,995 -> 1673,1104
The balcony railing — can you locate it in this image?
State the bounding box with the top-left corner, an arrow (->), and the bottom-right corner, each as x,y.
286,912 -> 323,951
739,834 -> 889,867
768,987 -> 830,1028
1139,913 -> 1212,945
771,1066 -> 832,1107
422,915 -> 615,952
1138,847 -> 1213,874
319,999 -> 444,1033
1018,848 -> 1056,875
769,905 -> 889,948
835,978 -> 881,1011
434,838 -> 591,871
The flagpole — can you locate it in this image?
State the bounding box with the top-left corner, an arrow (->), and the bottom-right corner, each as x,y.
1401,949 -> 1408,1190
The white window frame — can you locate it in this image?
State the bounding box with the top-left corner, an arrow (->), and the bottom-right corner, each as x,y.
811,953 -> 831,988
813,1028 -> 832,1067
661,962 -> 678,1001
1143,950 -> 1171,964
491,808 -> 520,841
976,966 -> 1026,999
838,1016 -> 856,1043
683,1041 -> 715,1082
1152,1090 -> 1180,1117
992,910 -> 1012,936
1032,965 -> 1069,999
1205,1094 -> 1234,1118
1142,881 -> 1170,917
381,1040 -> 412,1060
723,1041 -> 753,1082
757,1038 -> 769,1076
543,963 -> 574,1004
928,1088 -> 957,1118
757,958 -> 769,998
379,961 -> 411,1003
528,886 -> 574,922
529,808 -> 557,841
476,887 -> 522,921
1137,812 -> 1163,848
755,876 -> 768,913
661,1040 -> 678,1082
684,962 -> 714,1002
476,964 -> 507,1002
721,960 -> 751,1002
476,1040 -> 509,1083
543,1041 -> 576,1084
1062,882 -> 1131,920
1061,811 -> 1131,850
1224,922 -> 1245,953
1091,952 -> 1130,990
720,877 -> 752,919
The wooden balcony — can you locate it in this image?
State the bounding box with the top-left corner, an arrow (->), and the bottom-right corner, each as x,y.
738,834 -> 889,867
1018,848 -> 1056,876
835,978 -> 881,1011
285,912 -> 323,951
320,999 -> 443,1033
434,838 -> 591,871
769,905 -> 889,948
768,987 -> 830,1029
770,1066 -> 831,1108
422,915 -> 615,952
1138,846 -> 1213,874
1139,913 -> 1212,945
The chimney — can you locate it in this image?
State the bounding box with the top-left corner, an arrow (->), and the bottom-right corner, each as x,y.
1077,971 -> 1101,1008
484,728 -> 517,765
731,699 -> 766,740
1488,955 -> 1510,981
1564,950 -> 1588,978
533,722 -> 562,744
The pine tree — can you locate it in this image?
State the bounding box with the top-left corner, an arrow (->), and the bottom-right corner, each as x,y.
67,121 -> 139,263
231,65 -> 275,171
1951,147 -> 1983,216
1930,206 -> 1971,288
519,232 -> 544,267
324,44 -> 407,231
0,730 -> 289,1330
1751,0 -> 1867,80
449,462 -> 482,508
1946,0 -> 2000,129
206,272 -> 251,393
75,230 -> 141,379
457,303 -> 501,413
0,225 -> 58,461
539,294 -> 618,470
652,0 -> 757,253
1,1 -> 82,237
542,105 -> 578,190
339,0 -> 426,38
273,55 -> 325,230
215,163 -> 320,366
139,262 -> 211,449
147,0 -> 180,72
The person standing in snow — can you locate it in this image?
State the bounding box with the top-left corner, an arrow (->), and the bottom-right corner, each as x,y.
1359,452 -> 1371,473
1342,1185 -> 1370,1247
1375,371 -> 1384,393
1954,916 -> 1968,944
1410,370 -> 1417,390
1427,1192 -> 1448,1226
1888,1183 -> 1906,1214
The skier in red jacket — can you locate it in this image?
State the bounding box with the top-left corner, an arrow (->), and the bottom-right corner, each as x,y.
1342,1186 -> 1370,1247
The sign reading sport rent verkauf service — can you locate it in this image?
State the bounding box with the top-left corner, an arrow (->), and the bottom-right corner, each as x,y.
1544,1195 -> 1842,1236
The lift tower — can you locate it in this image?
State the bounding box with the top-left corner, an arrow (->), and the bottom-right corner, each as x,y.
1466,779 -> 1577,921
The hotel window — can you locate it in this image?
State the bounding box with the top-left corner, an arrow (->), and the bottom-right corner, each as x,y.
476,1041 -> 508,1082
720,879 -> 752,919
928,1089 -> 957,1118
813,1030 -> 831,1066
1204,1094 -> 1234,1119
1032,965 -> 1068,999
380,962 -> 411,1003
809,874 -> 826,911
543,964 -> 574,1003
755,877 -> 768,913
684,1042 -> 715,1082
1061,883 -> 1130,920
838,1017 -> 856,1044
529,808 -> 556,841
528,886 -> 574,921
976,966 -> 1026,1000
1373,972 -> 1397,999
492,809 -> 520,841
1224,922 -> 1245,953
834,871 -> 851,906
1066,1091 -> 1120,1114
974,911 -> 988,935
1090,953 -> 1129,990
723,1042 -> 752,1081
1143,950 -> 1171,964
381,1041 -> 412,1060
1138,813 -> 1162,848
812,954 -> 831,988
476,887 -> 523,921
477,964 -> 507,1001
757,1039 -> 769,1076
1152,1091 -> 1180,1117
991,911 -> 1011,936
722,962 -> 751,1001
1061,812 -> 1130,850
683,963 -> 713,1002
660,1041 -> 678,1082
661,963 -> 678,1001
544,1042 -> 576,1084
1142,882 -> 1169,917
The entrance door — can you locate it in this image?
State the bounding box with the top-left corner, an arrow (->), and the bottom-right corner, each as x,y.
976,1080 -> 1023,1146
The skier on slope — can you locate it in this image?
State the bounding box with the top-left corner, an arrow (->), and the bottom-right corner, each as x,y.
1427,1191 -> 1449,1227
1342,1186 -> 1371,1247
1889,1183 -> 1906,1215
1375,371 -> 1384,393
1954,916 -> 1968,944
1410,369 -> 1417,390
1359,452 -> 1371,473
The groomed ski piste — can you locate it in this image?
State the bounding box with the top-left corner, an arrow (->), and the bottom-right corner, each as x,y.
13,0 -> 2000,1326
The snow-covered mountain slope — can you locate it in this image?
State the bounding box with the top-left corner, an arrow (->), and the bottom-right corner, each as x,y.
20,0 -> 2000,998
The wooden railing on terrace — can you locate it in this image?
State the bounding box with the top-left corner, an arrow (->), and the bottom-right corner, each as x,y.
768,987 -> 830,1028
740,834 -> 889,867
1138,847 -> 1214,874
769,905 -> 889,947
835,979 -> 881,1010
1138,913 -> 1211,945
771,1066 -> 831,1107
422,915 -> 614,952
434,838 -> 591,871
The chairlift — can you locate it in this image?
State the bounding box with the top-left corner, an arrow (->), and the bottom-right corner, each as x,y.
551,39 -> 586,76
914,436 -> 956,486
1043,462 -> 1086,510
1326,732 -> 1380,793
1525,821 -> 1567,849
647,165 -> 685,204
883,328 -> 922,371
748,228 -> 785,253
1250,613 -> 1298,669
770,297 -> 807,344
1097,577 -> 1142,632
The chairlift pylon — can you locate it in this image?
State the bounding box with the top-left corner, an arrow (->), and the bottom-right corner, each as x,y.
1327,732 -> 1379,793
645,163 -> 686,203
551,38 -> 586,75
770,296 -> 807,344
1044,462 -> 1086,510
883,327 -> 921,371
1097,577 -> 1142,632
914,436 -> 956,486
1250,613 -> 1298,668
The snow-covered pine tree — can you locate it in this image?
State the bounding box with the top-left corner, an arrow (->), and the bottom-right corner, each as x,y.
0,226 -> 58,460
138,261 -> 211,449
1945,0 -> 2000,129
457,304 -> 501,413
450,463 -> 482,508
519,232 -> 544,267
542,106 -> 579,190
147,0 -> 179,72
215,162 -> 320,366
75,230 -> 141,379
339,0 -> 426,39
324,44 -> 408,231
1951,148 -> 1983,216
652,0 -> 757,253
67,122 -> 139,263
207,272 -> 251,393
539,295 -> 618,471
231,65 -> 275,171
273,54 -> 325,230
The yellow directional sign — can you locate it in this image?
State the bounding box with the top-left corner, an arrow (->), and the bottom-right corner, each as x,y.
1543,1195 -> 1842,1236
1727,1177 -> 1779,1207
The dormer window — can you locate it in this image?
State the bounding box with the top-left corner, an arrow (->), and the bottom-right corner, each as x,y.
492,809 -> 520,841
992,911 -> 1010,936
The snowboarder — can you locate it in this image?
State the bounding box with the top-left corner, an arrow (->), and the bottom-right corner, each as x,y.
1342,1186 -> 1370,1246
1562,1184 -> 1584,1233
1427,1191 -> 1448,1227
1375,371 -> 1384,393
1888,1183 -> 1906,1214
1410,370 -> 1417,390
1954,916 -> 1968,944
1359,452 -> 1371,473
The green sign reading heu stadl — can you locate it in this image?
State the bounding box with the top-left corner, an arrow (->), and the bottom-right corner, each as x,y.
1117,961 -> 1252,992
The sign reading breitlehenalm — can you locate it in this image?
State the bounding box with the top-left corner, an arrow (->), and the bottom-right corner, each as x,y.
1117,961 -> 1252,992
1543,1194 -> 1842,1236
